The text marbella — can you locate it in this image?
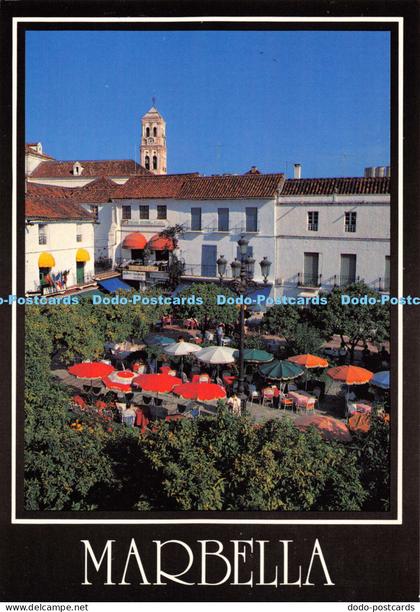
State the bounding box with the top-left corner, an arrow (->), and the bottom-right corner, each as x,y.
81,538 -> 334,588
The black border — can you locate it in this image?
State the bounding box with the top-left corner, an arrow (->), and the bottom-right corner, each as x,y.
1,0 -> 419,603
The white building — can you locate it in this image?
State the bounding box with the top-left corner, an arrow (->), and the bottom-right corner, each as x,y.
107,172 -> 284,288
275,176 -> 391,298
25,189 -> 96,294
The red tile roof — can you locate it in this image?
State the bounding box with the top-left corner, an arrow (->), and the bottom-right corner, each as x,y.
281,177 -> 390,196
27,182 -> 75,199
29,159 -> 152,178
178,174 -> 285,199
70,177 -> 120,202
25,196 -> 95,221
112,173 -> 285,200
112,175 -> 187,199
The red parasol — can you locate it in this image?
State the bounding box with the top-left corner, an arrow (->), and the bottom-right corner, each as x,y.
102,376 -> 132,393
68,361 -> 114,379
132,373 -> 182,393
172,382 -> 226,401
288,354 -> 328,368
326,365 -> 373,385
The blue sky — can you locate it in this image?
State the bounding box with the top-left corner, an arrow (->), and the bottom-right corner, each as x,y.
26,29 -> 390,177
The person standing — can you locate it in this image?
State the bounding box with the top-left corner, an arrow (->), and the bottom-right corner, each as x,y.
216,323 -> 224,346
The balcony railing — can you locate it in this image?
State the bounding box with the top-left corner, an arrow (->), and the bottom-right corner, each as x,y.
121,218 -> 167,226
333,275 -> 360,287
183,223 -> 259,234
298,272 -> 322,287
94,258 -> 113,274
378,277 -> 391,292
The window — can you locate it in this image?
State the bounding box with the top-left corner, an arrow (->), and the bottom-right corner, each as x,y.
201,245 -> 217,277
145,155 -> 150,170
38,224 -> 47,245
153,156 -> 158,170
218,208 -> 229,231
146,127 -> 150,137
307,211 -> 319,231
345,211 -> 357,232
191,208 -> 202,231
303,252 -> 319,286
153,127 -> 157,137
139,205 -> 149,220
122,205 -> 131,220
340,254 -> 357,286
157,205 -> 167,220
90,205 -> 98,219
76,223 -> 83,242
245,207 -> 258,232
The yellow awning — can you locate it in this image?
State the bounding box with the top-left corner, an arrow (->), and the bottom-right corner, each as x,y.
38,252 -> 55,268
76,248 -> 90,263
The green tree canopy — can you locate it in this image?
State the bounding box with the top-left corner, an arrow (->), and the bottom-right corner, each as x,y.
174,282 -> 239,334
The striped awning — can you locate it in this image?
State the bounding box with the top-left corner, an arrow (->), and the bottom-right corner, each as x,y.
38,252 -> 55,268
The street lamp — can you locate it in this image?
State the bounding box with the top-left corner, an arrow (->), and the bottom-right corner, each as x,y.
218,236 -> 272,412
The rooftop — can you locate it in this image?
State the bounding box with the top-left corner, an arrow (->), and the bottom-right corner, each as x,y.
29,159 -> 152,179
281,176 -> 390,196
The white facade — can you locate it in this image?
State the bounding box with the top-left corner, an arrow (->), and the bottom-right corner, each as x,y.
275,194 -> 390,297
25,220 -> 95,294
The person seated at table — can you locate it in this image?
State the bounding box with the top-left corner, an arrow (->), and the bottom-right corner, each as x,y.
227,392 -> 241,416
271,384 -> 280,408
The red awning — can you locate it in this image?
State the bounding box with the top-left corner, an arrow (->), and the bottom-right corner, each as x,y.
148,234 -> 175,251
122,232 -> 147,250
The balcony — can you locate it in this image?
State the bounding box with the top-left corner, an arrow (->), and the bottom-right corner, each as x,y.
121,218 -> 167,227
333,275 -> 360,287
94,258 -> 113,274
297,273 -> 322,288
183,223 -> 259,234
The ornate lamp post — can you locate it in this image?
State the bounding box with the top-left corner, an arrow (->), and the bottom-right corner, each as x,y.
217,236 -> 271,410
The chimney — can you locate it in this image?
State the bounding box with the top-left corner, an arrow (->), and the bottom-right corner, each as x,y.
293,163 -> 302,179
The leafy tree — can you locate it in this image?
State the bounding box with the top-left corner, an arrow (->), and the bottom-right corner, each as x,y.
24,306 -> 115,510
312,282 -> 390,362
262,304 -> 300,338
174,282 -> 239,335
287,322 -> 324,355
350,413 -> 390,511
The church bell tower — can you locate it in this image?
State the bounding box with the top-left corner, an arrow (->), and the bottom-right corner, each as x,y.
140,104 -> 167,175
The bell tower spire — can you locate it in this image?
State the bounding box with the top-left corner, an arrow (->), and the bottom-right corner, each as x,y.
140,104 -> 167,175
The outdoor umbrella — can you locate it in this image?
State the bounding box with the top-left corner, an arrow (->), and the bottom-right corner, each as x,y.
288,354 -> 329,368
108,370 -> 137,385
288,353 -> 328,389
233,348 -> 274,363
195,345 -> 237,379
326,365 -> 373,385
132,373 -> 182,393
294,414 -> 352,443
163,340 -> 202,374
370,370 -> 390,390
259,359 -> 304,383
112,341 -> 145,361
172,382 -> 227,401
195,345 -> 236,365
143,334 -> 176,347
102,375 -> 133,394
68,361 -> 115,380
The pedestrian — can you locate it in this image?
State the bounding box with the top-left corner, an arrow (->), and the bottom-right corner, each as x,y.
227,392 -> 241,416
216,323 -> 224,346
